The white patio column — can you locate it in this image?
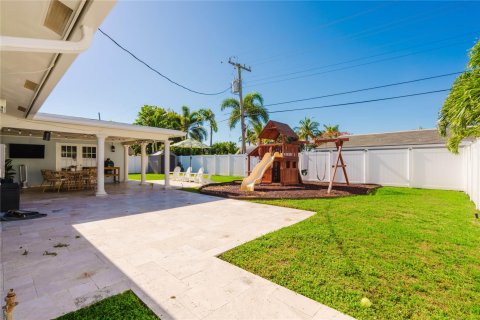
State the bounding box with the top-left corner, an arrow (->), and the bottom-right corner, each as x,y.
123,145 -> 129,182
140,142 -> 147,184
164,140 -> 170,188
96,134 -> 107,196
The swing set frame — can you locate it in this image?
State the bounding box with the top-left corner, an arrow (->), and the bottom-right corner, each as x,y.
314,137 -> 350,193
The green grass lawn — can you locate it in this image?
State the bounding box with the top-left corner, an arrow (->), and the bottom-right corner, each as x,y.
55,290 -> 158,319
128,173 -> 242,183
220,187 -> 480,320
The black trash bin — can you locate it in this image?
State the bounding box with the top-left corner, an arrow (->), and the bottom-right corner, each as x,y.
1,183 -> 20,212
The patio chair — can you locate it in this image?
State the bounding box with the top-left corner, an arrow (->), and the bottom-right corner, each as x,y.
40,169 -> 49,189
85,168 -> 97,190
180,167 -> 192,182
197,173 -> 212,185
191,167 -> 205,183
44,171 -> 66,192
170,166 -> 181,181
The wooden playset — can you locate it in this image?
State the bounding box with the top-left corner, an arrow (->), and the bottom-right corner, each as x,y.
245,121 -> 302,188
242,120 -> 350,193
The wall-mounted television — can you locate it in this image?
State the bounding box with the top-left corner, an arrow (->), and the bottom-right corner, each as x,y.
9,144 -> 45,159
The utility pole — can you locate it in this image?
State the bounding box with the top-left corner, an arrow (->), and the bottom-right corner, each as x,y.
228,57 -> 251,154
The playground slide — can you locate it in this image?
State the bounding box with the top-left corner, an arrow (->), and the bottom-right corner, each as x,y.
241,152 -> 279,192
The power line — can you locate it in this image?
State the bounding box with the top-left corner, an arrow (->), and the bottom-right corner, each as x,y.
247,2 -> 393,65
269,88 -> 450,113
98,28 -> 230,96
245,40 -> 471,87
218,88 -> 450,123
250,2 -> 460,67
264,71 -> 461,107
247,31 -> 476,83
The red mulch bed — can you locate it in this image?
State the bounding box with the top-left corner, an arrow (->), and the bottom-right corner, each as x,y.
199,181 -> 380,200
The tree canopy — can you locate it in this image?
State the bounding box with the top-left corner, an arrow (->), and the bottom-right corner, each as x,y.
179,106 -> 207,141
134,105 -> 210,142
245,122 -> 264,146
221,92 -> 269,153
438,40 -> 480,153
199,108 -> 218,146
134,105 -> 181,130
295,117 -> 320,141
210,141 -> 239,155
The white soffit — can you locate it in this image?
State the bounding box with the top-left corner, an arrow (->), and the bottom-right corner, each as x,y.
0,0 -> 116,119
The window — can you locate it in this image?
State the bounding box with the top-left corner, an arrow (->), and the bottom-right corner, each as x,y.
286,161 -> 290,169
82,146 -> 97,159
61,145 -> 77,159
293,161 -> 297,169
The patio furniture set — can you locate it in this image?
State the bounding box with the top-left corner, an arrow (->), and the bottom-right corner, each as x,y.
40,168 -> 97,192
170,166 -> 211,184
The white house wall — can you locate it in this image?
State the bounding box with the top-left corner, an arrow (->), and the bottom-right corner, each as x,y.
1,135 -> 125,186
1,135 -> 56,186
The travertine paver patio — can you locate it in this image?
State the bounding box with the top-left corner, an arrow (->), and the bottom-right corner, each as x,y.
1,182 -> 354,320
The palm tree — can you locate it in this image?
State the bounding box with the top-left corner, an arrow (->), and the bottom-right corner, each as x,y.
322,124 -> 341,138
199,108 -> 218,146
221,92 -> 269,153
180,106 -> 207,141
438,39 -> 480,153
295,117 -> 320,141
245,122 -> 264,146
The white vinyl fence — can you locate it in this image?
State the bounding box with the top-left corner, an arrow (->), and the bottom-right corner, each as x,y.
130,141 -> 479,209
177,154 -> 255,177
299,146 -> 465,190
128,156 -> 142,174
465,139 -> 480,209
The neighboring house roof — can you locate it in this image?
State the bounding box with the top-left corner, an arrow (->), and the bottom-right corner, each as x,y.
315,129 -> 449,149
258,120 -> 299,140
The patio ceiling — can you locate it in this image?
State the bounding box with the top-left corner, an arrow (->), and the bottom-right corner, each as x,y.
0,0 -> 116,118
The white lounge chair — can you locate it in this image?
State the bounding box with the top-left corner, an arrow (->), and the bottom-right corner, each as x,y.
181,167 -> 192,182
197,173 -> 212,185
191,167 -> 204,183
170,166 -> 181,181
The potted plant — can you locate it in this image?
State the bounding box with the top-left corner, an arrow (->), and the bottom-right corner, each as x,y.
1,159 -> 20,212
1,159 -> 16,183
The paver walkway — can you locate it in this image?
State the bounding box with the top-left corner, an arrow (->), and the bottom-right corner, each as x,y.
1,182 -> 354,320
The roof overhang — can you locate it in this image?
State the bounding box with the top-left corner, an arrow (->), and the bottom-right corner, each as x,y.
0,0 -> 117,119
0,113 -> 186,142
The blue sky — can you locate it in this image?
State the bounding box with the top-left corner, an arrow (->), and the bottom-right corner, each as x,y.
43,1 -> 480,143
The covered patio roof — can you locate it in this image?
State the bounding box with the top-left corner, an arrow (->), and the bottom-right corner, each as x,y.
1,112 -> 185,141
1,112 -> 185,195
